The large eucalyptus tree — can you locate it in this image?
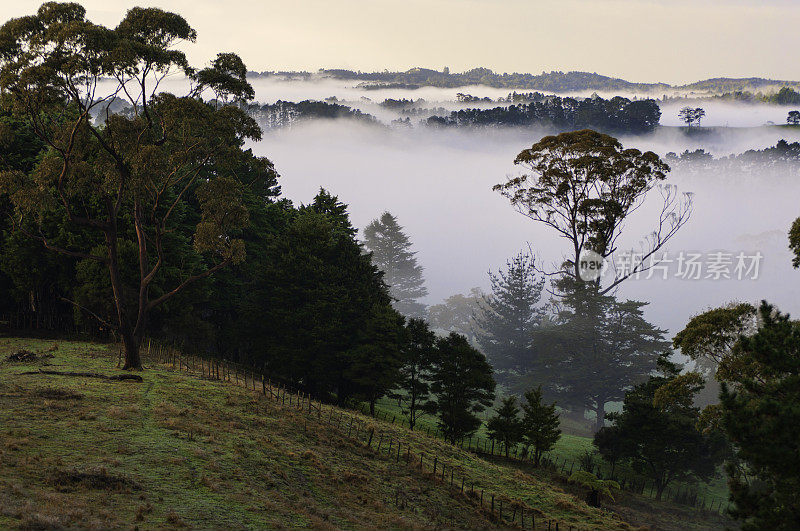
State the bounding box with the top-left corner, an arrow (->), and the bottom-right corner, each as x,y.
0,2 -> 275,368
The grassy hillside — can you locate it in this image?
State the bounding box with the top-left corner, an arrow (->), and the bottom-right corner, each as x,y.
0,337 -> 634,529
0,337 -> 731,529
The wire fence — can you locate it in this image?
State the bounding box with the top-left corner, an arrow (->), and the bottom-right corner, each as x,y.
139,340 -> 590,530
344,400 -> 729,513
135,338 -> 731,522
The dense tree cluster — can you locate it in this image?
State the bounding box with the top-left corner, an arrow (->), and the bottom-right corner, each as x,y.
427,96 -> 662,134
666,140 -> 800,177
315,68 -> 670,93
594,354 -> 726,500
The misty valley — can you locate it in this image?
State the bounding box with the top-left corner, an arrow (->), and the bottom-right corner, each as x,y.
1,3 -> 799,531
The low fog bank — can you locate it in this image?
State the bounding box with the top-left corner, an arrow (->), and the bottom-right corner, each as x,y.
252,120 -> 800,336
659,100 -> 800,128
621,126 -> 800,158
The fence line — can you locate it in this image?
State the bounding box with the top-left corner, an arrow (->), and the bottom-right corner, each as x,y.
137,340 -> 730,520
140,341 -> 583,530
359,401 -> 728,514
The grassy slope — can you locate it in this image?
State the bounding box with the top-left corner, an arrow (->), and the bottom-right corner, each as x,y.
373,396 -> 731,511
1,338 -> 632,530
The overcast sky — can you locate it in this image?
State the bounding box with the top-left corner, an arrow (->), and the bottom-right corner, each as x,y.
4,0 -> 800,84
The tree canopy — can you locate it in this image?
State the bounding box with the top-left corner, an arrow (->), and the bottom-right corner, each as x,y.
0,2 -> 272,368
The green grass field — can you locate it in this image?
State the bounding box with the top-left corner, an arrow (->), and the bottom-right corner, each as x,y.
0,337 -> 732,529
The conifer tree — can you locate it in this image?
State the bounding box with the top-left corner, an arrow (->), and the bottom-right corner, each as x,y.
428,333 -> 496,443
475,252 -> 545,380
393,318 -> 437,430
521,386 -> 561,465
720,302 -> 800,528
539,278 -> 669,431
487,396 -> 524,457
363,212 -> 427,318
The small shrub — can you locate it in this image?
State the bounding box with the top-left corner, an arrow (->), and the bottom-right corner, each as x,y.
6,349 -> 37,362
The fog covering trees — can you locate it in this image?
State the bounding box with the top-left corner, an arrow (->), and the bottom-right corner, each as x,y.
0,3 -> 272,369
475,252 -> 545,382
493,130 -> 691,429
427,96 -> 662,134
363,212 -> 428,319
538,277 -> 670,430
668,229 -> 800,528
427,288 -> 484,342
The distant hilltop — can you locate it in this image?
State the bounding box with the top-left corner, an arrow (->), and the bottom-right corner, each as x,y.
247,67 -> 800,95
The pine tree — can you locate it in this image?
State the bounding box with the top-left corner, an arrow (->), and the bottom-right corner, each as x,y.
428,333 -> 496,443
487,396 -> 523,457
393,318 -> 437,430
363,212 -> 427,318
540,278 -> 669,431
720,302 -> 800,528
475,252 -> 544,380
521,386 -> 561,465
304,188 -> 357,238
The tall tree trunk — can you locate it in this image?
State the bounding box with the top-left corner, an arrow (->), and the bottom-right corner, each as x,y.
121,328 -> 141,370
656,481 -> 666,501
106,223 -> 142,370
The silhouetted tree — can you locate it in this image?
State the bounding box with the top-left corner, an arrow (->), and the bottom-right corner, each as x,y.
428,333 -> 496,443
521,386 -> 561,465
679,107 -> 705,127
487,396 -> 524,457
392,318 -> 437,430
787,110 -> 800,125
493,130 -> 691,294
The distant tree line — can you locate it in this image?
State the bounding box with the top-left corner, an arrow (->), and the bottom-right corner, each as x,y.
243,100 -> 379,129
707,86 -> 800,106
426,96 -> 662,134
666,140 -> 800,176
251,68 -> 800,96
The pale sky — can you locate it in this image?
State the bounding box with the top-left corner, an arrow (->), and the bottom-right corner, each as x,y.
3,0 -> 800,85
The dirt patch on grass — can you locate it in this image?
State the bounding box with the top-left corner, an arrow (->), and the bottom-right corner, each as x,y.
48,467 -> 140,493
33,388 -> 84,401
